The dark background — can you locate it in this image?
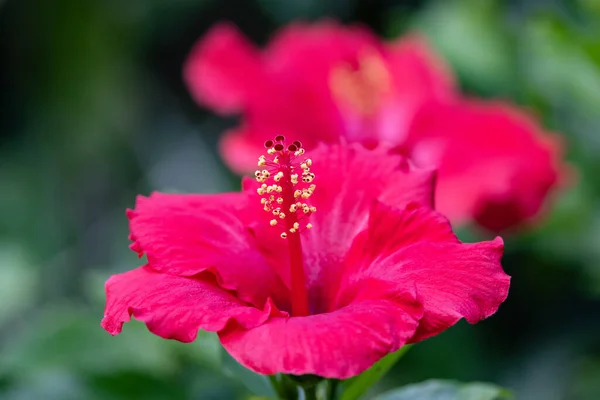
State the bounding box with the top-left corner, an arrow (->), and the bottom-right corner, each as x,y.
1,0 -> 600,399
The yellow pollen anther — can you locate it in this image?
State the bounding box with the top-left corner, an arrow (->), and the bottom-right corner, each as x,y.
306,223 -> 313,229
301,172 -> 315,183
310,206 -> 317,213
256,136 -> 317,231
329,50 -> 391,116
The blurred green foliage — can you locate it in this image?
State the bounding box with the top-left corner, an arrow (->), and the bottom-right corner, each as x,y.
374,380 -> 511,400
1,0 -> 600,399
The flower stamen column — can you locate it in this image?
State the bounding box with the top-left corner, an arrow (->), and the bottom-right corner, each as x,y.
255,136 -> 316,316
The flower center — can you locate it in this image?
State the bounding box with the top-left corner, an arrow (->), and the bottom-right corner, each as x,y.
254,135 -> 315,316
329,49 -> 391,116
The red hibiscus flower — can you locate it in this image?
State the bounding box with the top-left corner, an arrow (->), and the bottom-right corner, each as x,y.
184,21 -> 568,232
102,138 -> 510,378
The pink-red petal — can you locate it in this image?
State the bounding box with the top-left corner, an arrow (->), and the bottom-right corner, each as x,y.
299,142 -> 435,312
385,34 -> 456,104
375,34 -> 456,144
406,100 -> 566,231
184,23 -> 264,114
219,127 -> 271,175
340,202 -> 509,342
102,266 -> 281,342
219,288 -> 421,379
128,192 -> 289,309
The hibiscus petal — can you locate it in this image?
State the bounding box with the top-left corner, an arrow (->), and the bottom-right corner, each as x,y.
219,127 -> 270,175
300,142 -> 435,312
184,23 -> 264,114
406,100 -> 565,231
377,34 -> 456,144
386,34 -> 456,104
219,289 -> 421,379
343,202 -> 458,269
128,192 -> 289,308
102,266 -> 280,342
341,201 -> 510,342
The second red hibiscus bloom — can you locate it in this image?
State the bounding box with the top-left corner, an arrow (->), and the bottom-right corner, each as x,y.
184,21 -> 569,232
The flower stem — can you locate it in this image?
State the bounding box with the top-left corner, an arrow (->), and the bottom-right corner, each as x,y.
326,379 -> 339,400
269,374 -> 298,400
304,386 -> 318,400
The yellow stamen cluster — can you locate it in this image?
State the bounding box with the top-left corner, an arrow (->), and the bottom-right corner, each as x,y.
293,148 -> 306,157
289,201 -> 317,215
329,49 -> 391,116
255,169 -> 273,183
256,183 -> 283,197
253,136 -> 317,239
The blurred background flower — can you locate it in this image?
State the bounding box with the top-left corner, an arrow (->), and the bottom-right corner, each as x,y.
1,0 -> 599,399
184,20 -> 566,233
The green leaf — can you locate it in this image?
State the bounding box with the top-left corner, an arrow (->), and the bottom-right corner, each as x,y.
341,345 -> 412,400
374,380 -> 512,400
0,243 -> 38,325
0,307 -> 177,376
221,351 -> 277,398
407,0 -> 515,94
